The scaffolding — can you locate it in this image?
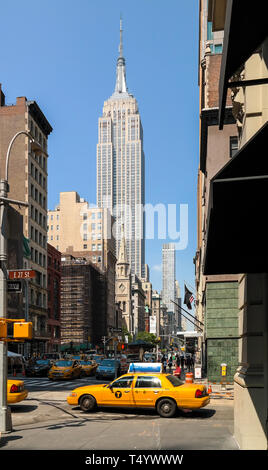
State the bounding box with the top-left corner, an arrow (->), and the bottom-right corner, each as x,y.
61,257 -> 107,347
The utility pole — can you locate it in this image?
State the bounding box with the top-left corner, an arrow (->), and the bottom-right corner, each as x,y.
0,131 -> 34,433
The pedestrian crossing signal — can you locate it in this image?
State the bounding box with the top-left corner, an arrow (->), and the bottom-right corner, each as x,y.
13,322 -> 33,339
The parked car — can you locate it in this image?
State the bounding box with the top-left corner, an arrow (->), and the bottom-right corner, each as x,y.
95,359 -> 121,380
25,359 -> 52,377
79,360 -> 98,377
7,379 -> 28,404
48,360 -> 82,380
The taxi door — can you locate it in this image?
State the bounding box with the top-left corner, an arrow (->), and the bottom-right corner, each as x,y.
133,375 -> 163,407
101,375 -> 135,407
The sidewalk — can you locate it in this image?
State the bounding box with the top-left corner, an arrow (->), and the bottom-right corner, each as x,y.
171,367 -> 234,400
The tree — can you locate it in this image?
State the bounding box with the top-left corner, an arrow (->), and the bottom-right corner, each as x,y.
136,331 -> 160,345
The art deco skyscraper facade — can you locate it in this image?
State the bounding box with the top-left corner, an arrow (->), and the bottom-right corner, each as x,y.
162,243 -> 176,327
97,21 -> 145,278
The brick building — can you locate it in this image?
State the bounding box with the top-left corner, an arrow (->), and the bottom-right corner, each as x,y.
47,244 -> 61,352
195,1 -> 239,380
0,84 -> 53,354
48,191 -> 117,332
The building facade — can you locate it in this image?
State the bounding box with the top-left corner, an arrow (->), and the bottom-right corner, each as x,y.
202,0 -> 268,449
60,255 -> 107,347
0,85 -> 52,354
115,226 -> 132,334
47,244 -> 61,353
162,243 -> 176,335
96,21 -> 145,279
131,274 -> 146,336
48,191 -> 117,331
195,0 -> 239,374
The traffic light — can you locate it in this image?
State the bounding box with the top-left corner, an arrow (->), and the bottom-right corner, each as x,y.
0,321 -> 7,338
121,344 -> 125,350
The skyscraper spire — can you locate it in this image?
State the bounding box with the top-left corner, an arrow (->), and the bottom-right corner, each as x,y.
114,17 -> 128,94
119,16 -> 123,58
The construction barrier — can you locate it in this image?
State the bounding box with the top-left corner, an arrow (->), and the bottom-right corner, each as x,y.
185,372 -> 194,384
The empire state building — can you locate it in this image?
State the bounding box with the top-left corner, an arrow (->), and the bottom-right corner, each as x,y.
96,20 -> 145,278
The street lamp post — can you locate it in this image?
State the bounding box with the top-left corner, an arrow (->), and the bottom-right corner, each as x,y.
0,131 -> 34,433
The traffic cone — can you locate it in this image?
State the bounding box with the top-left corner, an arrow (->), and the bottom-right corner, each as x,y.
208,384 -> 212,394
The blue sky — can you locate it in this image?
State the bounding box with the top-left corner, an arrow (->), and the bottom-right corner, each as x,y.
0,0 -> 199,319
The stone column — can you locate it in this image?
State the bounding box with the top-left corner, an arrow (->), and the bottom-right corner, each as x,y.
234,273 -> 268,449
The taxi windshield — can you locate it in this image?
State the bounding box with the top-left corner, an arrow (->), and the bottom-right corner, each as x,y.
166,375 -> 184,387
79,361 -> 92,365
35,360 -> 50,365
54,361 -> 73,367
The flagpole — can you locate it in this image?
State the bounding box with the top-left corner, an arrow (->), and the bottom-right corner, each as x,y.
170,300 -> 203,332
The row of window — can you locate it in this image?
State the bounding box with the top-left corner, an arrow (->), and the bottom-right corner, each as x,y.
111,375 -> 163,388
29,120 -> 47,152
30,247 -> 46,268
30,163 -> 47,189
30,226 -> 46,248
30,184 -> 46,211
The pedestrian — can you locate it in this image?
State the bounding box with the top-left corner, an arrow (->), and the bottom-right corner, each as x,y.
161,355 -> 167,373
180,354 -> 185,370
176,354 -> 180,366
186,354 -> 191,372
174,365 -> 181,379
168,356 -> 173,372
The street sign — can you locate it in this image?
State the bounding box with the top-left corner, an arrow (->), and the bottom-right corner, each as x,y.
7,280 -> 22,293
8,269 -> 35,280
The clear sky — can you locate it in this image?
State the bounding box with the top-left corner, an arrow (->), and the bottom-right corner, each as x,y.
0,0 -> 199,322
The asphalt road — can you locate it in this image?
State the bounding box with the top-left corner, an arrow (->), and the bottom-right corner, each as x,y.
1,375 -> 239,451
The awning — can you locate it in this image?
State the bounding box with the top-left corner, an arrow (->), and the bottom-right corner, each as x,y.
203,122 -> 268,275
219,0 -> 268,128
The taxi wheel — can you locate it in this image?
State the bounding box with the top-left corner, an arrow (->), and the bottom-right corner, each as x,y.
156,398 -> 177,418
80,394 -> 97,412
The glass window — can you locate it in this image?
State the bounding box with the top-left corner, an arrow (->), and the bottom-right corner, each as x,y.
207,21 -> 213,40
110,376 -> 134,388
166,375 -> 184,387
230,136 -> 238,158
135,376 -> 162,388
214,44 -> 223,54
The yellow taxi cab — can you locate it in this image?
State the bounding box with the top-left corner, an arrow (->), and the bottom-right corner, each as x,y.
7,379 -> 28,404
79,359 -> 98,377
48,359 -> 82,380
67,363 -> 210,417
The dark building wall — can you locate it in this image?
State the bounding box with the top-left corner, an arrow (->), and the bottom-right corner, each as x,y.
7,205 -> 24,319
206,281 -> 239,382
47,243 -> 61,352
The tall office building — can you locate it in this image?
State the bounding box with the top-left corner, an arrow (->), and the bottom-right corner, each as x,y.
162,244 -> 176,333
96,20 -> 145,278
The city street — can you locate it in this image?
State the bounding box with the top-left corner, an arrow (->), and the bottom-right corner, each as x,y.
1,375 -> 238,451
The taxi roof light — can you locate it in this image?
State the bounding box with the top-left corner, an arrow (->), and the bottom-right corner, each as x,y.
128,363 -> 163,373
